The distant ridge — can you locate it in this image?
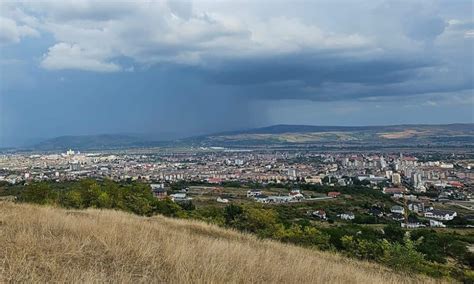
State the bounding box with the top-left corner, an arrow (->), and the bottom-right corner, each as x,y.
31,123 -> 474,150
184,123 -> 474,147
212,123 -> 474,136
33,134 -> 164,151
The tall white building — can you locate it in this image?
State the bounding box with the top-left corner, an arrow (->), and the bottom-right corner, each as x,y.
287,168 -> 297,178
412,172 -> 422,188
392,173 -> 401,185
379,156 -> 387,169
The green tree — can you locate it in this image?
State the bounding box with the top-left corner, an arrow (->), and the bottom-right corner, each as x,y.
21,183 -> 58,205
97,191 -> 112,208
381,235 -> 425,273
224,204 -> 244,226
62,189 -> 84,208
341,235 -> 384,261
410,230 -> 446,263
383,224 -> 405,243
193,206 -> 225,225
79,181 -> 101,207
237,207 -> 280,238
152,198 -> 183,217
277,224 -> 330,249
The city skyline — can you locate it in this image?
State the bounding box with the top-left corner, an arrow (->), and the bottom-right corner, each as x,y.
1,0 -> 473,147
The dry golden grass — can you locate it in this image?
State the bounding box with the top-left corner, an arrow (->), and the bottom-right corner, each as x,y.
0,202 -> 437,283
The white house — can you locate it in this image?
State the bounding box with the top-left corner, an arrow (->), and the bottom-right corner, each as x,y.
401,222 -> 425,229
217,197 -> 229,203
339,212 -> 355,220
306,176 -> 322,184
247,189 -> 262,198
289,189 -> 305,200
312,210 -> 327,220
254,194 -> 269,203
391,205 -> 405,215
269,196 -> 293,203
170,193 -> 192,202
429,219 -> 446,228
424,210 -> 457,221
408,202 -> 425,213
150,183 -> 165,189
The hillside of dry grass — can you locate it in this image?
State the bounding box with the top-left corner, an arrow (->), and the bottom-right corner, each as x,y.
0,202 -> 436,283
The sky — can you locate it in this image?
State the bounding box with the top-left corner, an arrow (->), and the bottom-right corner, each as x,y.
0,0 -> 473,147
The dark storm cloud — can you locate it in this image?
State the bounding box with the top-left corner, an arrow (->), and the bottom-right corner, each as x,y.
206,53 -> 430,85
199,52 -> 466,102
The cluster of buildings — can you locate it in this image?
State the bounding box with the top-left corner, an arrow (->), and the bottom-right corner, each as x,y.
0,149 -> 472,203
332,153 -> 473,201
1,147 -> 471,228
382,191 -> 461,228
0,150 -> 325,184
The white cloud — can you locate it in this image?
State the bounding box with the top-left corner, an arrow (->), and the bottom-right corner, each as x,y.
423,100 -> 438,107
8,0 -> 375,72
41,43 -> 121,72
0,16 -> 38,44
465,30 -> 474,38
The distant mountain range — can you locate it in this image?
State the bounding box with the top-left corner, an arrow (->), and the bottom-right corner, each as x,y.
30,123 -> 474,151
33,134 -> 166,151
183,123 -> 474,148
212,123 -> 473,135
